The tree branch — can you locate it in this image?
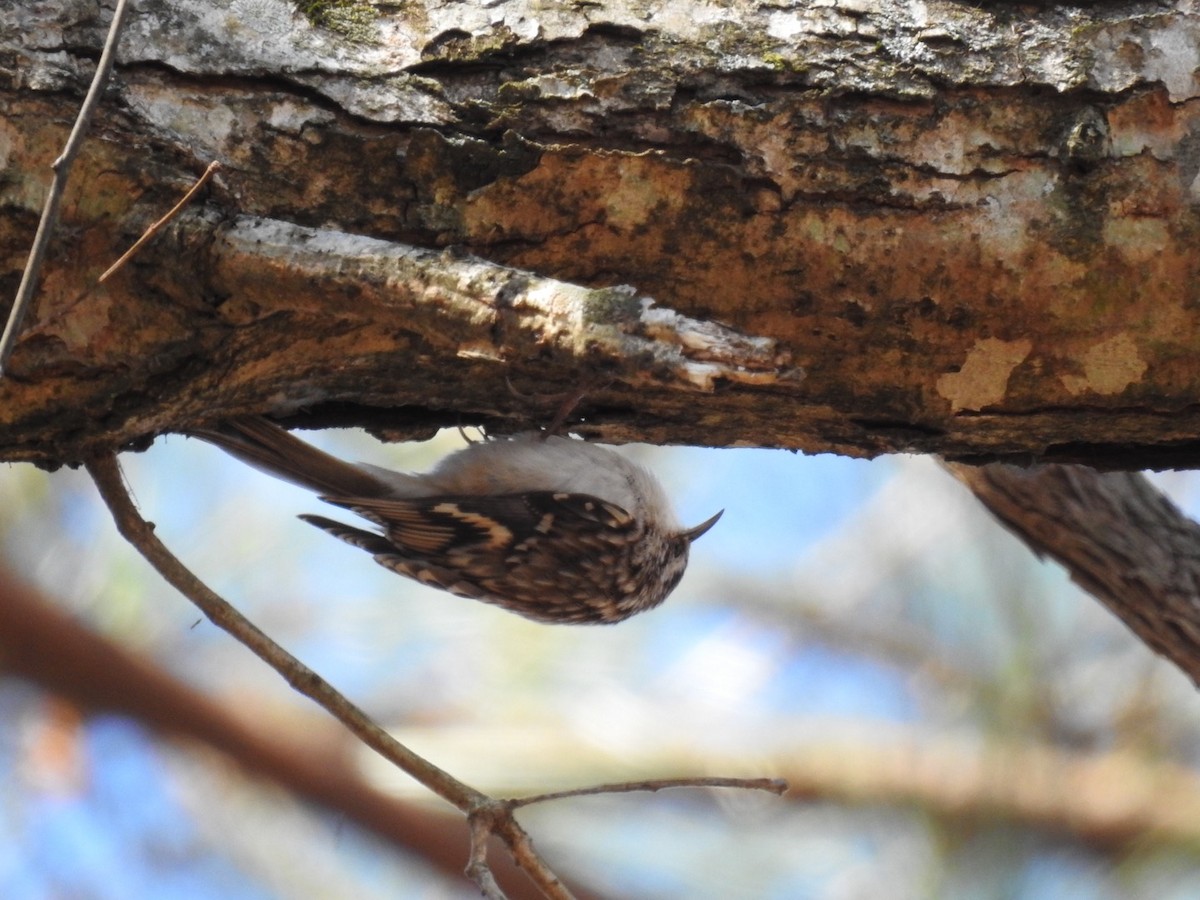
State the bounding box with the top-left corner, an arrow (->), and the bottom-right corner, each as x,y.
509,777 -> 788,810
84,451 -> 575,898
948,462 -> 1200,687
7,2 -> 1200,464
208,215 -> 794,395
84,450 -> 789,897
98,160 -> 221,283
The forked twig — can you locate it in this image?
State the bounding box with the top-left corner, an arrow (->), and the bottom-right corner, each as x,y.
0,0 -> 132,376
85,452 -> 573,899
87,451 -> 787,898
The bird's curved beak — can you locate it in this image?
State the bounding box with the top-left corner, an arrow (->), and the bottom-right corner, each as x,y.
682,509 -> 724,542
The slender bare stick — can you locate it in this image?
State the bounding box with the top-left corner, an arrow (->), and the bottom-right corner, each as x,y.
98,160 -> 222,283
468,813 -> 509,900
86,454 -> 484,806
485,807 -> 574,900
509,776 -> 789,810
84,452 -> 576,900
0,0 -> 133,376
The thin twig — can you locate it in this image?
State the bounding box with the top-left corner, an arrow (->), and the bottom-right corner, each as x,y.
98,161 -> 222,283
508,776 -> 789,810
85,454 -> 482,805
0,0 -> 132,376
491,812 -> 575,900
85,452 -> 581,899
468,810 -> 510,900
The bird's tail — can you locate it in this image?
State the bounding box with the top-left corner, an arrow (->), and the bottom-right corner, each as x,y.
191,417 -> 389,498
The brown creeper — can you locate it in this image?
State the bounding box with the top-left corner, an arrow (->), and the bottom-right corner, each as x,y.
194,418 -> 722,624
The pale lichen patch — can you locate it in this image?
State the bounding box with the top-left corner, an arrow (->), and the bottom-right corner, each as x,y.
937,338 -> 1032,412
1060,334 -> 1147,396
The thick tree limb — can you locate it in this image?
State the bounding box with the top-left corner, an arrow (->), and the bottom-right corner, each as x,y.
4,1 -> 1200,464
948,463 -> 1200,687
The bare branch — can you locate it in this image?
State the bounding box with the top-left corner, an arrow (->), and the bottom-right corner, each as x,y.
98,160 -> 222,283
947,462 -> 1200,687
485,804 -> 577,900
509,776 -> 788,810
468,810 -> 518,900
0,0 -> 132,375
84,453 -> 484,805
84,451 -> 577,899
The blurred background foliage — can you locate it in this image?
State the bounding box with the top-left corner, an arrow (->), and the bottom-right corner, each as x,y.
3,429 -> 1200,899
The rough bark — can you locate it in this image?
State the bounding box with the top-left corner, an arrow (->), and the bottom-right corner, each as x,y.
2,1 -> 1199,466
949,462 -> 1200,688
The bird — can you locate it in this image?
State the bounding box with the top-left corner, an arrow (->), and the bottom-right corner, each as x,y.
192,417 -> 722,624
